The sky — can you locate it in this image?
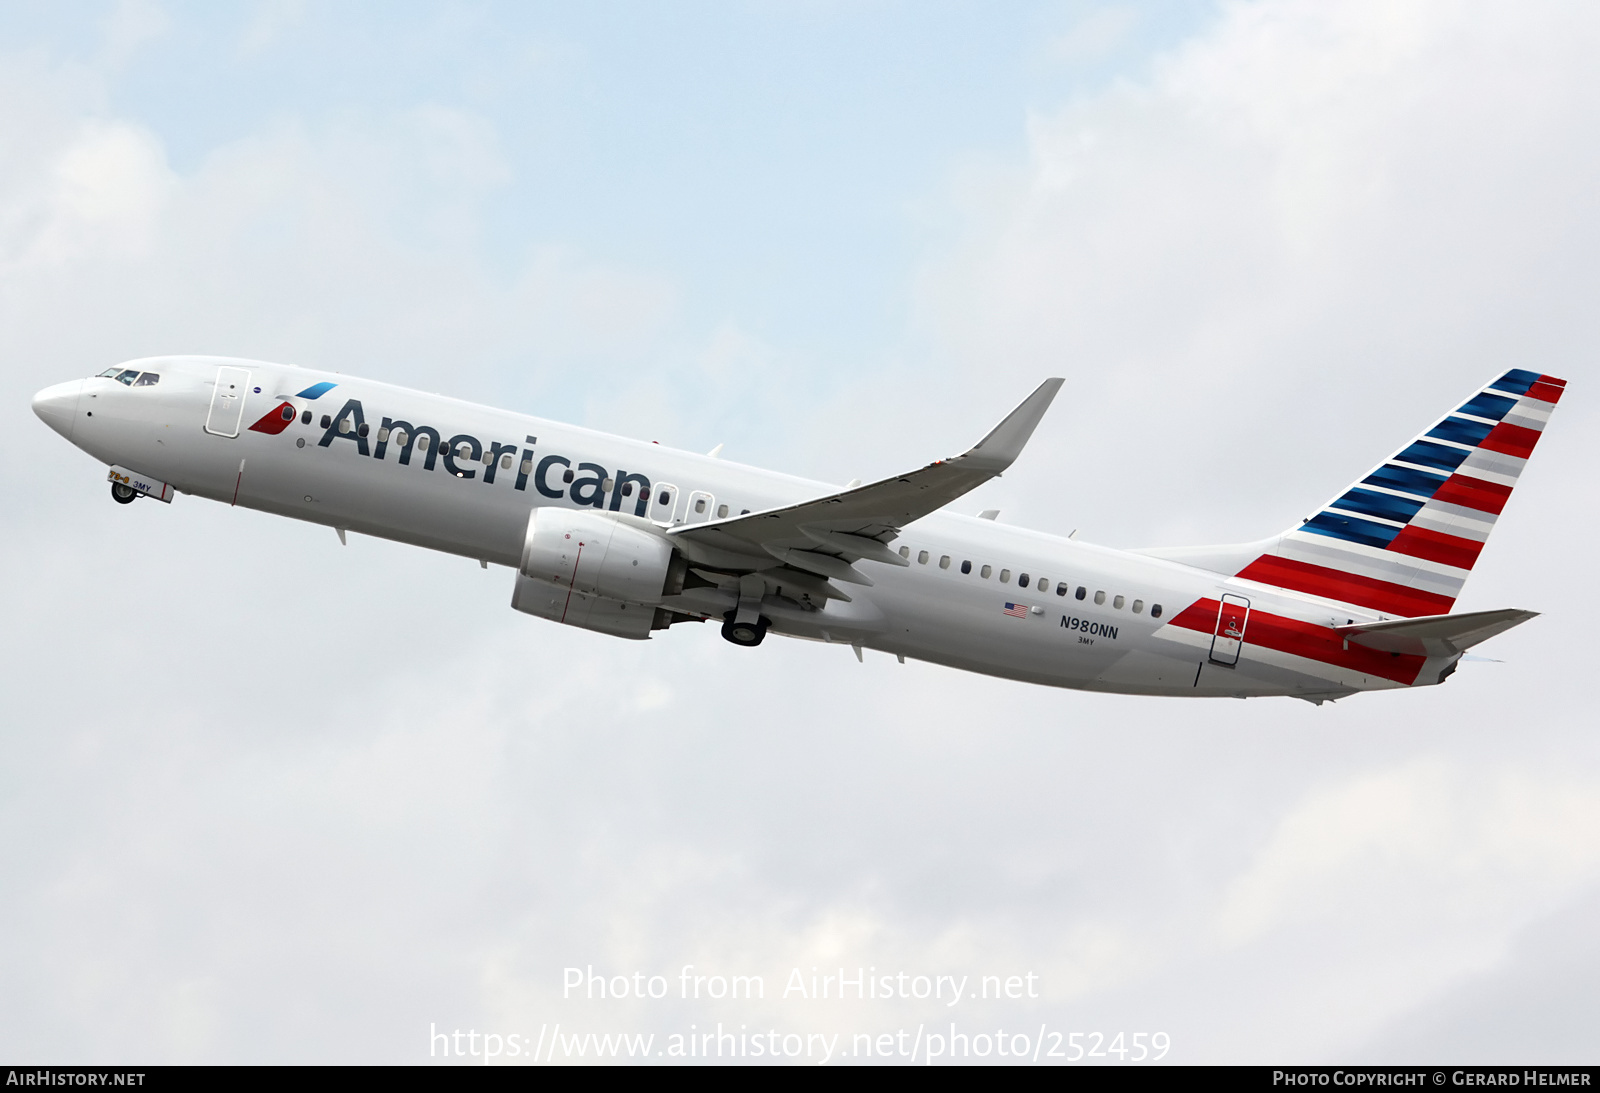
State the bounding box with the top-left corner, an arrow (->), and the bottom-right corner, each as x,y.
2,0 -> 1598,1066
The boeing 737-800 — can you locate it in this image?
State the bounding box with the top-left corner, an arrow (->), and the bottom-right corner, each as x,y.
31,359 -> 1563,703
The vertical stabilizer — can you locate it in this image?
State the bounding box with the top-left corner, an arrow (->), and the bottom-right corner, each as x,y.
1232,370 -> 1565,616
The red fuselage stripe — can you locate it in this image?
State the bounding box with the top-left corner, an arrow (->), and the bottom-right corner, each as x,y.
1169,598 -> 1427,685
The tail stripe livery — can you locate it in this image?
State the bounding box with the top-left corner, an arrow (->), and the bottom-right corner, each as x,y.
1235,370 -> 1565,617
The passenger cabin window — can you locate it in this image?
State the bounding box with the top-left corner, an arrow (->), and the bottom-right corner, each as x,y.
1151,604 -> 1164,619
1113,595 -> 1125,609
981,565 -> 992,578
622,483 -> 633,496
917,550 -> 929,564
694,498 -> 706,513
416,434 -> 429,449
939,555 -> 950,569
503,454 -> 514,470
377,427 -> 390,442
132,373 -> 160,387
899,546 -> 910,559
640,487 -> 650,501
520,459 -> 533,474
1075,586 -> 1086,600
279,405 -> 294,422
1057,583 -> 1069,597
960,560 -> 972,574
339,419 -> 352,434
320,414 -> 332,429
999,569 -> 1011,583
1094,591 -> 1106,605
602,477 -> 614,490
1132,600 -> 1144,614
1037,579 -> 1049,593
562,469 -> 575,483
717,504 -> 729,518
358,423 -> 370,438
302,410 -> 313,425
1018,574 -> 1030,588
658,491 -> 672,507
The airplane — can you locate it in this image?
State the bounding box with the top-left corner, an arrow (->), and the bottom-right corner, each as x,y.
31,359 -> 1563,703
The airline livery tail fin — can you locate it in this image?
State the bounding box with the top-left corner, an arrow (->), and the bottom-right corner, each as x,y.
1140,370 -> 1566,617
1238,370 -> 1565,616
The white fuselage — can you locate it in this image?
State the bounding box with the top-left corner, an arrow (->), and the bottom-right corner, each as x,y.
35,356 -> 1446,702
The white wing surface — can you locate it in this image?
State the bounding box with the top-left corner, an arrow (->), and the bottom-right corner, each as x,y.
667,378 -> 1064,584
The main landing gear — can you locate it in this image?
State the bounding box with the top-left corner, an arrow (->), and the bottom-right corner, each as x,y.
721,610 -> 769,647
111,481 -> 138,504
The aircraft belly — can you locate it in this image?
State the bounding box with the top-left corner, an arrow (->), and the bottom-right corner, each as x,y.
871,583 -> 1127,689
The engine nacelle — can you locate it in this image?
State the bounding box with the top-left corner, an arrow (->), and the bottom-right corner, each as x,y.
512,574 -> 659,639
512,509 -> 682,640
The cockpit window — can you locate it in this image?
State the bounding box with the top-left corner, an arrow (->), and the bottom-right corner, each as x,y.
132,373 -> 160,387
97,368 -> 121,378
115,369 -> 140,385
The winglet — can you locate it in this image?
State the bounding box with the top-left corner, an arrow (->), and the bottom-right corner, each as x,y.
959,377 -> 1064,472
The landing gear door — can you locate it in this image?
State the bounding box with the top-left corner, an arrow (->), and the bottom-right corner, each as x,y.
204,366 -> 252,438
684,490 -> 714,525
1209,594 -> 1251,666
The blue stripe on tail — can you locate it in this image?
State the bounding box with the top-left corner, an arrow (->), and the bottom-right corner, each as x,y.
1330,488 -> 1425,523
1363,463 -> 1448,498
1301,511 -> 1402,549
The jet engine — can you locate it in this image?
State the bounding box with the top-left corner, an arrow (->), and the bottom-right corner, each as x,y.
511,508 -> 685,639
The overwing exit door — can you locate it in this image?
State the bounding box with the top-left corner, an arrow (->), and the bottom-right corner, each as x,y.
204,366 -> 252,437
1209,594 -> 1251,666
650,483 -> 681,526
684,490 -> 714,524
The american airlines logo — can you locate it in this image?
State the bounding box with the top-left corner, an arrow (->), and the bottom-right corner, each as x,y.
253,396 -> 663,516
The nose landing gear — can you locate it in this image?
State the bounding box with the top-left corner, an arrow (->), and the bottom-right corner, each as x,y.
721,610 -> 769,647
111,481 -> 138,504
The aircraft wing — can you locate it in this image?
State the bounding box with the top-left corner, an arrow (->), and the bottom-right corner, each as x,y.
667,378 -> 1064,581
1332,608 -> 1538,657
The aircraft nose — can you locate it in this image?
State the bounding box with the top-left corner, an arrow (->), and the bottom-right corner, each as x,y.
32,379 -> 84,441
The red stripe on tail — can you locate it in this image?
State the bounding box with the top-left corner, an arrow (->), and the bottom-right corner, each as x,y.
1478,421 -> 1541,459
1431,473 -> 1512,515
1386,525 -> 1484,569
1236,555 -> 1455,617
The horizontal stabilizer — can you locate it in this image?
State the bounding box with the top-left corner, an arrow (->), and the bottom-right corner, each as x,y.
1333,608 -> 1538,657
